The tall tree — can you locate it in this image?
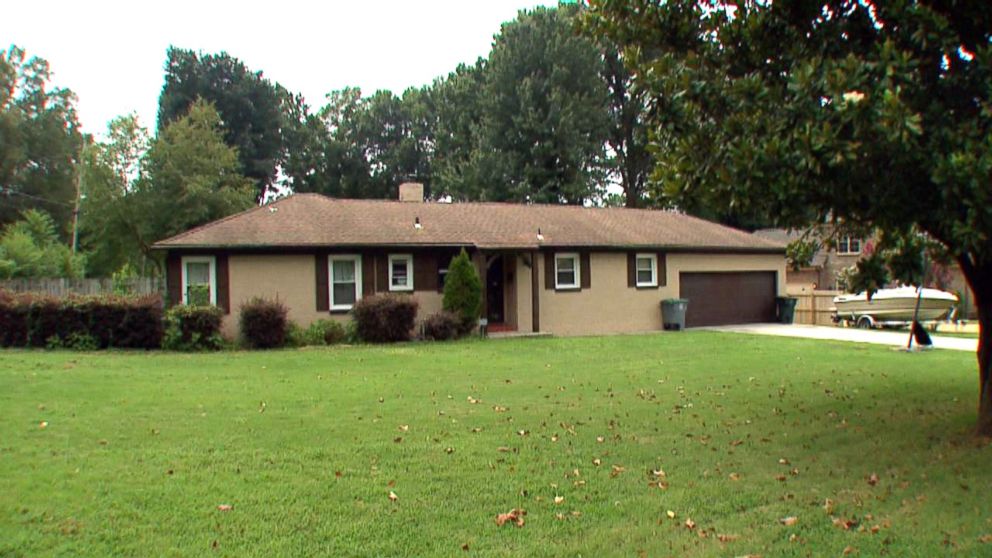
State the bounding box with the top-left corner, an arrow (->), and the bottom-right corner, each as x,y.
0,46 -> 84,234
585,1 -> 992,434
430,61 -> 487,200
470,5 -> 610,204
157,47 -> 283,202
600,45 -> 652,208
78,114 -> 152,276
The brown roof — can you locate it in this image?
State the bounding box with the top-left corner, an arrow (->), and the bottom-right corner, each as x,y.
152,194 -> 785,252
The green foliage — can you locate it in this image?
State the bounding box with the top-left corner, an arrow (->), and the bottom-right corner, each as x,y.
286,319 -> 347,347
111,263 -> 138,296
0,46 -> 83,233
162,304 -> 224,351
238,297 -> 289,349
442,249 -> 482,333
785,237 -> 820,272
158,48 -> 285,201
0,209 -> 86,278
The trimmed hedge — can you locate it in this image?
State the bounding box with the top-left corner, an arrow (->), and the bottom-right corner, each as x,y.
286,319 -> 347,347
352,293 -> 419,343
162,305 -> 224,351
0,290 -> 163,349
239,297 -> 289,349
420,311 -> 462,341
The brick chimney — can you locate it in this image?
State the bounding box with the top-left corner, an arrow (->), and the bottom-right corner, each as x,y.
398,182 -> 424,202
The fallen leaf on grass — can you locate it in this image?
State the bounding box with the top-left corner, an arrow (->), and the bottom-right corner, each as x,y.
867,472 -> 879,486
780,516 -> 798,526
495,508 -> 526,527
684,518 -> 696,530
832,517 -> 857,530
217,504 -> 232,511
666,510 -> 676,519
978,534 -> 992,544
334,471 -> 343,478
610,465 -> 626,478
651,468 -> 666,478
843,546 -> 857,555
388,491 -> 398,502
774,474 -> 787,482
592,458 -> 602,466
445,447 -> 455,454
394,437 -> 403,443
493,405 -> 508,413
462,543 -> 470,551
778,458 -> 790,465
398,424 -> 409,432
596,436 -> 605,443
39,421 -> 48,429
554,496 -> 565,505
717,533 -> 739,542
729,472 -> 741,481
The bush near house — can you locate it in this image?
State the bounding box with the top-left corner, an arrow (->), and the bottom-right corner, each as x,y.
286,319 -> 348,347
442,248 -> 482,334
0,290 -> 163,349
352,293 -> 419,343
239,297 -> 289,349
162,305 -> 224,351
420,310 -> 462,341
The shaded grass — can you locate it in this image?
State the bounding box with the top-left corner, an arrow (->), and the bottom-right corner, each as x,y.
1,332 -> 989,557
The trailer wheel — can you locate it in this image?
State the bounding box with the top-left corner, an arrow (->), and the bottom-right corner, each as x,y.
856,316 -> 874,329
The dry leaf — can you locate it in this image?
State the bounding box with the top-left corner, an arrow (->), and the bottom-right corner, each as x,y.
551,434 -> 559,442
388,491 -> 398,502
445,447 -> 455,454
717,533 -> 739,542
823,498 -> 834,514
867,473 -> 879,486
554,496 -> 565,505
493,405 -> 508,413
592,458 -> 602,466
398,425 -> 409,432
217,504 -> 232,511
495,508 -> 526,527
978,534 -> 992,543
497,446 -> 512,453
517,430 -> 529,436
778,458 -> 790,465
729,472 -> 741,481
775,474 -> 787,482
39,421 -> 48,429
394,437 -> 403,443
610,465 -> 626,478
780,516 -> 798,526
596,436 -> 605,443
666,510 -> 676,519
334,471 -> 343,478
685,518 -> 696,530
843,546 -> 857,555
461,543 -> 470,551
652,469 -> 666,478
832,517 -> 856,530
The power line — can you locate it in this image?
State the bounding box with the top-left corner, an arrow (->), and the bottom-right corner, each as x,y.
0,186 -> 74,207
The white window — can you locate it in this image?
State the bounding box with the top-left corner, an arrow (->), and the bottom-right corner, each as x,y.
837,236 -> 862,255
389,254 -> 414,291
181,256 -> 216,306
554,252 -> 580,290
329,255 -> 363,311
635,253 -> 658,287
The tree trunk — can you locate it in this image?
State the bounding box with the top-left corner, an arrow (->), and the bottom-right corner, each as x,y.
960,257 -> 992,436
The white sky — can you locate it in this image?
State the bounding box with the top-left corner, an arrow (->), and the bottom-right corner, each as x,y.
2,0 -> 555,137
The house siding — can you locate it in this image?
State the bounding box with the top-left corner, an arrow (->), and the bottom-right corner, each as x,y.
536,252 -> 786,336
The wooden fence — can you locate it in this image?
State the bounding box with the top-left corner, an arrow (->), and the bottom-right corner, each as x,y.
0,277 -> 164,297
787,284 -> 840,326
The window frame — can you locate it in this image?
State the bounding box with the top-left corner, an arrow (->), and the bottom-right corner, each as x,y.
634,253 -> 658,287
837,236 -> 862,256
180,255 -> 216,306
554,252 -> 581,290
328,254 -> 363,311
388,254 -> 414,292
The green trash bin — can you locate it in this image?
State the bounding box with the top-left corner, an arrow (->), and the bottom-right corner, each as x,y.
776,297 -> 798,324
661,298 -> 689,331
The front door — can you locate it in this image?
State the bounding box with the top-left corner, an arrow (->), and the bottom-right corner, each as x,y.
486,256 -> 505,324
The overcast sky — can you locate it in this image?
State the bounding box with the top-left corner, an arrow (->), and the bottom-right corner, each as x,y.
2,0 -> 554,137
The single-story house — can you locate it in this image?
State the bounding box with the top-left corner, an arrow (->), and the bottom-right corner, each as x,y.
152,183 -> 787,338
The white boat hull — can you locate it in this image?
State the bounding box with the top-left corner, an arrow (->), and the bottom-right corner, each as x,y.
832,287 -> 957,323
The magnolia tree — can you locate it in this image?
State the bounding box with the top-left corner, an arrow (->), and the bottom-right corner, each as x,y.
584,1 -> 992,434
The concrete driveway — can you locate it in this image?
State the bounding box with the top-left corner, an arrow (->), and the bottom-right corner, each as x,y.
704,323 -> 978,352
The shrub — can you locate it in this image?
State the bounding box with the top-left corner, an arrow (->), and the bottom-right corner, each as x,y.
421,310 -> 462,341
352,293 -> 419,343
308,319 -> 346,345
442,248 -> 482,334
239,297 -> 289,349
0,290 -> 163,349
163,305 -> 224,351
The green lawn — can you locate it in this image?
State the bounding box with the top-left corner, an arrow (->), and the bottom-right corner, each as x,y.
1,333 -> 989,557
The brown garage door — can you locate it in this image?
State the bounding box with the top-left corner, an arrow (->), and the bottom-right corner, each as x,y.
679,271 -> 777,327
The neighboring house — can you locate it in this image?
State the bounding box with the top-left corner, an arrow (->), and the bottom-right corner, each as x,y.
153,183 -> 787,338
753,228 -> 865,290
754,227 -> 977,319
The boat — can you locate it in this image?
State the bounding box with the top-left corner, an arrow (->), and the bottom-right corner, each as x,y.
832,286 -> 958,328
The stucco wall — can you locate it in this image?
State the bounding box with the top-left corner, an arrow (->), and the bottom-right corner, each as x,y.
223,254 -> 445,339
535,252 -> 786,336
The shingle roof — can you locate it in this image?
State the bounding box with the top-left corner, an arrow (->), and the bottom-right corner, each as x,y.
152,194 -> 786,252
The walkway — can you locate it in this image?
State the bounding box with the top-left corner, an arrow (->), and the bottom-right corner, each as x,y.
704,323 -> 978,352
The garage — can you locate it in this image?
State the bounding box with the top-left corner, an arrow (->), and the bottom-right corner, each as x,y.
679,271 -> 777,327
